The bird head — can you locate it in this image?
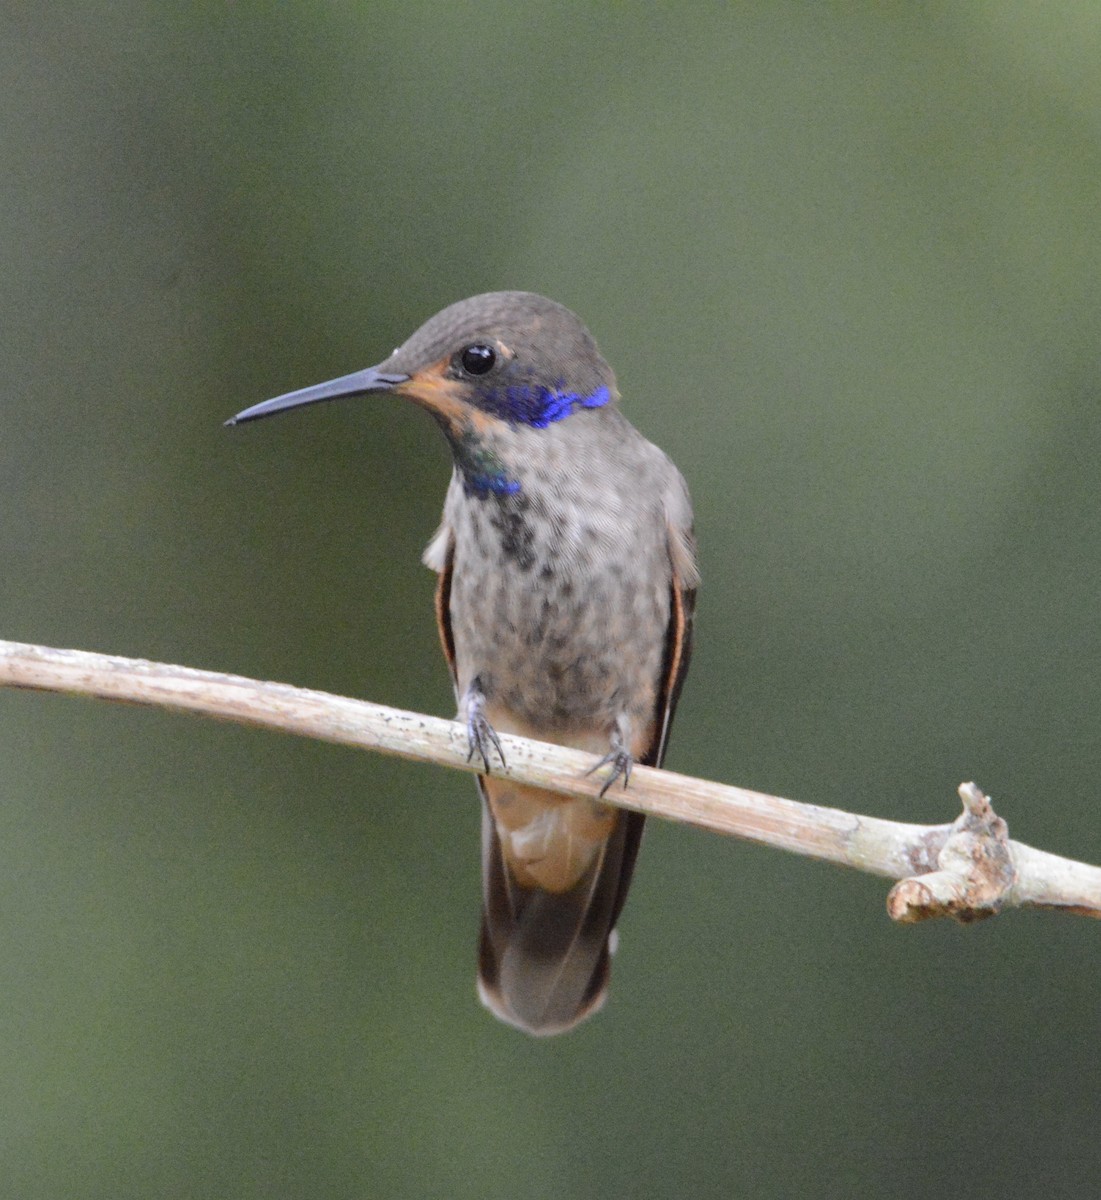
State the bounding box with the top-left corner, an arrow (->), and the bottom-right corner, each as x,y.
227,291 -> 618,438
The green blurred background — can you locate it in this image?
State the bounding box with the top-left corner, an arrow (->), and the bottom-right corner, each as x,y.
3,5 -> 1100,1197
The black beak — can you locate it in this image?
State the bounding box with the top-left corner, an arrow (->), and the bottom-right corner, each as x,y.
225,364 -> 410,427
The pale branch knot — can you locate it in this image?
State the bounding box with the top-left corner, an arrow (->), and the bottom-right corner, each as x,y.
886,783 -> 1017,924
0,638 -> 1099,921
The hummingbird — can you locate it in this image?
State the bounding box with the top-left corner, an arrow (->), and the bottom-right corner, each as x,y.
227,292 -> 697,1035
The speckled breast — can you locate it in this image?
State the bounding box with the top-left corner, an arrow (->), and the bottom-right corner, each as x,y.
446,482 -> 672,737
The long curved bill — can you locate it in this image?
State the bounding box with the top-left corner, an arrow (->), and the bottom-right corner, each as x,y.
225,365 -> 410,426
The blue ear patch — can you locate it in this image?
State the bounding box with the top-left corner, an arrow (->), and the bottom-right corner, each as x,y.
486,383 -> 611,428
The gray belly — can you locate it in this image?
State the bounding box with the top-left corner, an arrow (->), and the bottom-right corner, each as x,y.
447,499 -> 671,735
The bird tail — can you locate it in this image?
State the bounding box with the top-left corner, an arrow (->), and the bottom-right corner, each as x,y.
476,780 -> 644,1036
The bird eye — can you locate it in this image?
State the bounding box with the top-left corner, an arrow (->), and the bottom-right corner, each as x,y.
459,344 -> 496,376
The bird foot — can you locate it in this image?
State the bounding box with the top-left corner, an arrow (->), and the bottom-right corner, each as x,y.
465,688 -> 506,773
587,732 -> 634,798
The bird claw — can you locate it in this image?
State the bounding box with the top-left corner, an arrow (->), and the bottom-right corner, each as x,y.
465,694 -> 506,773
587,738 -> 634,799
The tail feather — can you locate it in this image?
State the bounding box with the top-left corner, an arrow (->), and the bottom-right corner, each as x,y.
477,786 -> 645,1036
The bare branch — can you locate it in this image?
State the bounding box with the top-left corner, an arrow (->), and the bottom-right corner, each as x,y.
1,638 -> 1098,921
